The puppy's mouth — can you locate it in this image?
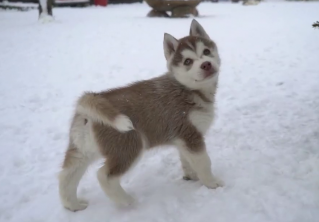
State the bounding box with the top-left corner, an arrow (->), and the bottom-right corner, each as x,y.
195,71 -> 216,82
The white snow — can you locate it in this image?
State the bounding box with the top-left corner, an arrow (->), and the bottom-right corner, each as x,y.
1,1 -> 319,222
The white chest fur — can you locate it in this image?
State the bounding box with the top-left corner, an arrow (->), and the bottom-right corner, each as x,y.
188,107 -> 214,134
188,92 -> 215,135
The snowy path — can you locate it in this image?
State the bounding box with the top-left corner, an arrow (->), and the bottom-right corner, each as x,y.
0,2 -> 319,222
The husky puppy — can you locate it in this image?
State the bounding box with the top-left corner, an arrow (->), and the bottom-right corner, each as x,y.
59,19 -> 224,212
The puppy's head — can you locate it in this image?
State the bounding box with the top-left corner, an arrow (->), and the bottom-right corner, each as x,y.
163,19 -> 221,90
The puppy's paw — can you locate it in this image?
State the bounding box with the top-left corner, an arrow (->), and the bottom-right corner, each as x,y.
63,199 -> 88,212
204,177 -> 224,189
114,193 -> 135,207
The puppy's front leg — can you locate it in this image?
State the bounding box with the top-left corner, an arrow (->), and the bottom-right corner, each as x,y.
178,150 -> 198,181
177,136 -> 224,189
185,148 -> 224,189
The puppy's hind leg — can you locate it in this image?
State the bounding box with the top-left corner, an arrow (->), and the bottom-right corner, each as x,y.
97,151 -> 142,206
97,164 -> 134,206
59,143 -> 91,212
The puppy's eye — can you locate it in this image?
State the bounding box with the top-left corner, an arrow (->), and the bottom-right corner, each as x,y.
203,49 -> 211,55
184,58 -> 193,66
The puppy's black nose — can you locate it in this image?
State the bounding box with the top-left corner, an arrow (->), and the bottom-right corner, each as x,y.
200,61 -> 212,71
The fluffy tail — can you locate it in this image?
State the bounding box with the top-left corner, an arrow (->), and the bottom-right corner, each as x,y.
76,92 -> 134,132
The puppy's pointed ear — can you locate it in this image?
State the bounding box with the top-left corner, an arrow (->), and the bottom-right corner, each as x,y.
163,33 -> 179,61
190,19 -> 210,40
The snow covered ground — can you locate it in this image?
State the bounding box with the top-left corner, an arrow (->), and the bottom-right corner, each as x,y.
1,1 -> 319,222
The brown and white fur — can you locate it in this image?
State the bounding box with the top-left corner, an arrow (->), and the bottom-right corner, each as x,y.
58,19 -> 224,212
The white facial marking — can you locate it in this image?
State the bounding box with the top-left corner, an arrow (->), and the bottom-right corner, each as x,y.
181,49 -> 197,60
196,41 -> 206,57
186,41 -> 195,51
